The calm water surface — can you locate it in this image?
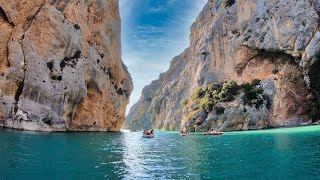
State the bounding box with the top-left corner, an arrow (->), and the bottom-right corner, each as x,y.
1,126 -> 320,179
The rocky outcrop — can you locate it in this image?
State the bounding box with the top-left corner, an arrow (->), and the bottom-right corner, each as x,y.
125,0 -> 320,131
0,0 -> 132,131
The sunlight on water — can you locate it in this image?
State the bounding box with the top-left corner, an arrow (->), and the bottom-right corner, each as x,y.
0,126 -> 320,179
226,125 -> 320,135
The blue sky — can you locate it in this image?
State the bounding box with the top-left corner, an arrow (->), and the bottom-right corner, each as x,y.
120,0 -> 207,113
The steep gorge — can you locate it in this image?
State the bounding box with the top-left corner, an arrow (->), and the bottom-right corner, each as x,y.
0,0 -> 132,131
124,0 -> 320,131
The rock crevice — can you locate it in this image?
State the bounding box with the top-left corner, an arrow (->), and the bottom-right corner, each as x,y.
0,7 -> 13,26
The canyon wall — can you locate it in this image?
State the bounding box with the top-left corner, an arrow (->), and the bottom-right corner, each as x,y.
124,0 -> 320,131
0,0 -> 132,131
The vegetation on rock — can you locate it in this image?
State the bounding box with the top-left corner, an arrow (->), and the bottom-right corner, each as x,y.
241,80 -> 264,108
182,79 -> 264,121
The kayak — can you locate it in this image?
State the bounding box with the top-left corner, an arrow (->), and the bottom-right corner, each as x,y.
204,131 -> 224,135
180,133 -> 188,136
142,133 -> 154,138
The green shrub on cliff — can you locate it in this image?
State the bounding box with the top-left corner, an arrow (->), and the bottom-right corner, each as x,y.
251,79 -> 261,86
185,81 -> 239,114
242,80 -> 264,108
219,81 -> 238,101
208,82 -> 222,92
183,79 -> 264,122
199,95 -> 215,112
241,83 -> 254,93
194,87 -> 205,98
181,99 -> 188,106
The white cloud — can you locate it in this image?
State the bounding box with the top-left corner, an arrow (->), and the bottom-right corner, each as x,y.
121,0 -> 208,114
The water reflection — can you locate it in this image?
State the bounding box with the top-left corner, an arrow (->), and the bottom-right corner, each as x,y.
122,132 -> 146,179
113,130 -> 320,179
0,127 -> 320,179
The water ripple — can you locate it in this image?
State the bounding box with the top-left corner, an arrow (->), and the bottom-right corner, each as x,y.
0,127 -> 320,179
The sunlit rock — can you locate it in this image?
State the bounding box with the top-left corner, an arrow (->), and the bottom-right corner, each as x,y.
125,0 -> 319,131
0,0 -> 132,131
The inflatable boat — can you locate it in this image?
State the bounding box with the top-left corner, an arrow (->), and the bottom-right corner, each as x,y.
142,133 -> 154,138
204,131 -> 224,136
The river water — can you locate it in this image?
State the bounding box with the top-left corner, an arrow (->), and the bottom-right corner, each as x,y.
1,126 -> 320,179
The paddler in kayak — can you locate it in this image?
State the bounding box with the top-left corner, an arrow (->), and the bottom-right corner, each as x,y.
204,128 -> 223,135
143,129 -> 153,135
142,129 -> 155,138
180,128 -> 188,136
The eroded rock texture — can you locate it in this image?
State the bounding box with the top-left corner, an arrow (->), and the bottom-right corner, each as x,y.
0,0 -> 133,131
124,0 -> 320,131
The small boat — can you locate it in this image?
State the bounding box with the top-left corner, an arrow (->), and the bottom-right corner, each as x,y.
142,133 -> 154,138
180,131 -> 189,136
180,133 -> 188,136
204,131 -> 224,136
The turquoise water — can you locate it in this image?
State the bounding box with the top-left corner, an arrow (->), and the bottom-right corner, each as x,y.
1,126 -> 320,179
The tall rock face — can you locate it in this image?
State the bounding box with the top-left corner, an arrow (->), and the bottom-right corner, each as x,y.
124,0 -> 320,131
0,0 -> 133,131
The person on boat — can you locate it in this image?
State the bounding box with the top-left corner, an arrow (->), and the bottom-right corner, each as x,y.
144,129 -> 151,135
150,129 -> 154,134
180,129 -> 188,135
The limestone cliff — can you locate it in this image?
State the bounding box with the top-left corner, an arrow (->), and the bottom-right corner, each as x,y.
0,0 -> 133,131
124,0 -> 320,131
